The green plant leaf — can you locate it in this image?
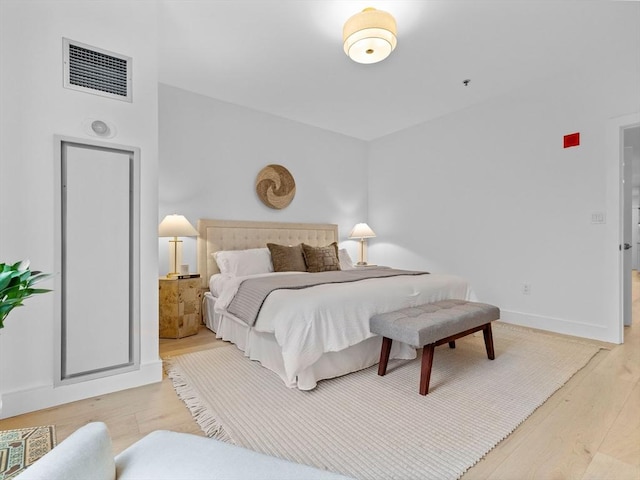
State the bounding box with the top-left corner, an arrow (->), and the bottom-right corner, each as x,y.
0,304 -> 14,314
28,288 -> 52,295
0,271 -> 12,290
0,260 -> 52,329
14,260 -> 29,270
27,272 -> 54,286
1,298 -> 24,307
1,284 -> 24,297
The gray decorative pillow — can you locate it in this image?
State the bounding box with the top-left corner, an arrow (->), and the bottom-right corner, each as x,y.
302,243 -> 341,273
267,243 -> 307,272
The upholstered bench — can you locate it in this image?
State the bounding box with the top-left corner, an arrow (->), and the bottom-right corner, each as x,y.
370,299 -> 500,395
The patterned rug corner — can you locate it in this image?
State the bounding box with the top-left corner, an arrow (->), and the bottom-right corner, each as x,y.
0,425 -> 56,480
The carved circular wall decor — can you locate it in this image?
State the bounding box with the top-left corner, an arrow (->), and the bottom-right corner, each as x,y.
255,164 -> 296,209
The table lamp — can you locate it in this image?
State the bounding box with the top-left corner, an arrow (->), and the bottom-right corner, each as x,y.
158,214 -> 198,277
348,223 -> 376,266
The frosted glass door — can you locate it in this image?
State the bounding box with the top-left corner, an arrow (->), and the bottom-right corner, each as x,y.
61,143 -> 134,378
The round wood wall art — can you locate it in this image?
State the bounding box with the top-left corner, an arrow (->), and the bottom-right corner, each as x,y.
255,164 -> 296,209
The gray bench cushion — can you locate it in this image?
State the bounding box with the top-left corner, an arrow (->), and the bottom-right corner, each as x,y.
370,299 -> 500,347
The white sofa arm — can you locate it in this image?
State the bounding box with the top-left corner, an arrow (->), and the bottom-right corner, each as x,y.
14,422 -> 352,480
115,430 -> 351,480
14,422 -> 115,480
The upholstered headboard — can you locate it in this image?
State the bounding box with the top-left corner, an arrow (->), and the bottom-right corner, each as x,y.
197,219 -> 339,289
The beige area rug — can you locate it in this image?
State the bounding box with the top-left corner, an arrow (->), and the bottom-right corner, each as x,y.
166,323 -> 602,480
0,425 -> 56,479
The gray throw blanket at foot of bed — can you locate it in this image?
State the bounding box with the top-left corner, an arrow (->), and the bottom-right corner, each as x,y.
227,268 -> 429,326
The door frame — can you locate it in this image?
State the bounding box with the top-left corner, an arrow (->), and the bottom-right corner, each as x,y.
606,113 -> 640,344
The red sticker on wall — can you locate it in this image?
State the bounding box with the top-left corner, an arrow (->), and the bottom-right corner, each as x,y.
563,132 -> 580,148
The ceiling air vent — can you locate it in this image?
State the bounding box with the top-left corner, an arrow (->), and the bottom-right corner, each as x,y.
63,38 -> 132,102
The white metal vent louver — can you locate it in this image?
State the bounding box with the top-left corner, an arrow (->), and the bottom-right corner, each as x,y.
63,38 -> 132,102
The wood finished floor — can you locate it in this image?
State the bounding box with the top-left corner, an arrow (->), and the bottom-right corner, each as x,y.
1,280 -> 639,479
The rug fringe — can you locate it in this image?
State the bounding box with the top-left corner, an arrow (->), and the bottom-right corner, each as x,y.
165,359 -> 234,443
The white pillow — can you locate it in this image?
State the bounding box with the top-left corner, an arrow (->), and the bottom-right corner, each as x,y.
338,248 -> 355,270
209,273 -> 227,297
213,248 -> 273,276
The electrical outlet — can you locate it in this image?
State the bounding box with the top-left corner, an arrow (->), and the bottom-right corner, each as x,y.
522,283 -> 531,295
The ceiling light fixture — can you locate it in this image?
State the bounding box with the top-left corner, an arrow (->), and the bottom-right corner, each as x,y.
343,7 -> 397,65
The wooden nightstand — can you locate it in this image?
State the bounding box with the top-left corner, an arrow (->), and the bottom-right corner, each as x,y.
159,276 -> 202,339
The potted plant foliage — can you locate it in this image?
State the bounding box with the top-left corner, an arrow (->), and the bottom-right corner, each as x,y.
0,260 -> 53,329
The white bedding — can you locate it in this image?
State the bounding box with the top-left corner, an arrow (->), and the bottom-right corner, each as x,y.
213,269 -> 474,388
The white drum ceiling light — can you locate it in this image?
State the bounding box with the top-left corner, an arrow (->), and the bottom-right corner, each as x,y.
343,7 -> 397,64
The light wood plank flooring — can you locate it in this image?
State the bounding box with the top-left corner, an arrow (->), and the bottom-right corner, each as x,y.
1,280 -> 639,479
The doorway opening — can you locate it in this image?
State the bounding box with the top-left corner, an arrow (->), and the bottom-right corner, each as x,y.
622,124 -> 640,334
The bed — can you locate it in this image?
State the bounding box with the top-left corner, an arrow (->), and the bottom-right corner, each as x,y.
197,219 -> 474,390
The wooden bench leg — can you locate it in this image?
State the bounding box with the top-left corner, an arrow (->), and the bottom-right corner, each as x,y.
378,337 -> 392,376
483,323 -> 495,360
419,344 -> 435,395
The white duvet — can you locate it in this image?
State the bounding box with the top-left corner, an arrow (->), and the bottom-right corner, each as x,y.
214,270 -> 474,385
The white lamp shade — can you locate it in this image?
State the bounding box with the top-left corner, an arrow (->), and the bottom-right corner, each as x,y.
158,214 -> 198,237
343,8 -> 397,64
349,223 -> 376,239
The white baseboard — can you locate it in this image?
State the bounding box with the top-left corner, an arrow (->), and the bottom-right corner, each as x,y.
0,360 -> 162,419
499,310 -> 620,344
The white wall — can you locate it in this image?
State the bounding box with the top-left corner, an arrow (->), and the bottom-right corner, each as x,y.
368,65 -> 640,343
158,84 -> 369,275
0,0 -> 161,418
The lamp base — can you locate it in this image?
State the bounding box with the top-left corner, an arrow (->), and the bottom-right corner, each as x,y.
356,261 -> 368,266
